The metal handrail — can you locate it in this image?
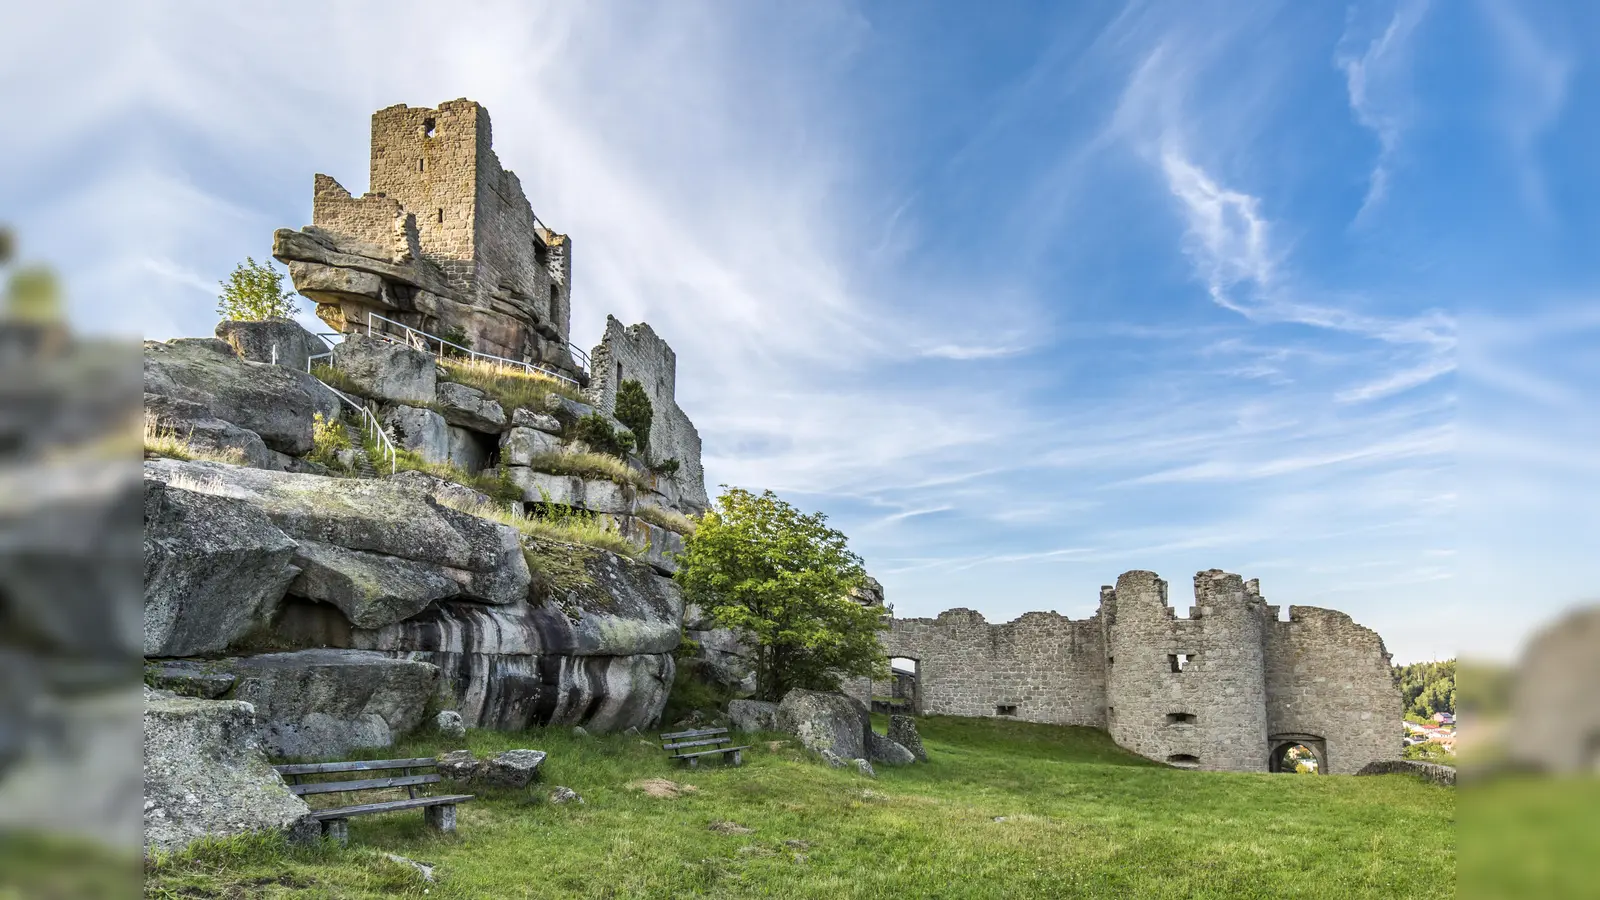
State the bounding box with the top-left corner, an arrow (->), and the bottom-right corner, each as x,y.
363,311 -> 585,386
305,356 -> 396,475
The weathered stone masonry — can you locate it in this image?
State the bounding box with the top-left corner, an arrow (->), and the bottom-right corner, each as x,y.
876,569 -> 1399,774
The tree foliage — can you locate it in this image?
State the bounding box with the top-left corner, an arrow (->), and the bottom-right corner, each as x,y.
675,487 -> 888,701
571,412 -> 635,459
217,256 -> 298,321
614,379 -> 653,457
1394,659 -> 1455,720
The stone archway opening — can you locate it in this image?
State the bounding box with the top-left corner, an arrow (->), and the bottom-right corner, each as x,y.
888,657 -> 921,716
1269,734 -> 1328,774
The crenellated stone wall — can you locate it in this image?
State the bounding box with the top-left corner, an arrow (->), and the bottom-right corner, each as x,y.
878,569 -> 1399,774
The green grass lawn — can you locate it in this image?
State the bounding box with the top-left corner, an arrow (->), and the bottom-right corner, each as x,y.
145,715 -> 1454,899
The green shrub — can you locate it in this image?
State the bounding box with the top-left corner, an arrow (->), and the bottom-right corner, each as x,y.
614,379 -> 653,457
571,413 -> 634,459
440,324 -> 471,359
650,457 -> 681,478
305,413 -> 352,472
217,257 -> 298,321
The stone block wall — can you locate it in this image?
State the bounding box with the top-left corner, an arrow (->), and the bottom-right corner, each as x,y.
882,608 -> 1108,726
1264,605 -> 1398,774
370,101 -> 482,295
585,317 -> 709,513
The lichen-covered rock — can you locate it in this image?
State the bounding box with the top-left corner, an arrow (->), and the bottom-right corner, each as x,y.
224,650 -> 439,757
286,259 -> 385,305
505,468 -> 636,513
331,333 -> 436,405
214,318 -> 323,372
434,710 -> 466,739
143,459 -> 528,580
289,540 -> 463,629
394,650 -> 674,733
854,758 -> 876,777
144,338 -> 334,455
728,699 -> 779,733
382,404 -> 450,465
867,730 -> 915,766
436,749 -> 478,781
481,749 -> 547,788
548,786 -> 583,805
501,427 -> 562,466
143,478 -> 300,657
888,715 -> 928,762
143,692 -> 314,854
384,469 -> 494,509
145,660 -> 236,700
435,382 -> 506,432
776,689 -> 872,762
1356,759 -> 1455,786
144,393 -> 276,469
689,628 -> 756,691
510,408 -> 563,433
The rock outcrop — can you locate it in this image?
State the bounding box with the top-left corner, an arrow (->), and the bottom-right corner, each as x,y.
776,689 -> 872,762
214,318 -> 323,372
224,650 -> 440,758
888,714 -> 928,762
143,689 -> 314,854
867,730 -> 916,766
727,699 -> 779,733
144,338 -> 335,456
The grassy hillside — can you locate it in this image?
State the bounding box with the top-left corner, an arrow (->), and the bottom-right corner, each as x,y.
146,715 -> 1454,899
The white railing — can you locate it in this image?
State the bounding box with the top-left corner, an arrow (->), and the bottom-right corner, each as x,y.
304,357 -> 396,475
364,312 -> 587,386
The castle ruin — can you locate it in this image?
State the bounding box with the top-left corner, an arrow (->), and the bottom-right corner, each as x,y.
276,99 -> 582,380
866,569 -> 1399,774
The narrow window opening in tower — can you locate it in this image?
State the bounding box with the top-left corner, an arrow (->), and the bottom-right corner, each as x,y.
1168,653 -> 1196,673
616,362 -> 623,386
548,285 -> 559,323
423,117 -> 436,138
1166,712 -> 1197,725
1167,754 -> 1200,769
436,209 -> 444,223
995,705 -> 1018,717
418,158 -> 425,173
1107,655 -> 1114,666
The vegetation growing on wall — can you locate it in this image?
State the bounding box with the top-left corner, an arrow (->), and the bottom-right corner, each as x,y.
614,379 -> 653,457
675,487 -> 888,702
438,357 -> 585,412
216,257 -> 298,321
571,413 -> 635,460
524,449 -> 650,490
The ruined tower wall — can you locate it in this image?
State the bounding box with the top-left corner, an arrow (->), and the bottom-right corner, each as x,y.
882,609 -> 1107,726
369,101 -> 482,294
1264,606 -> 1398,774
585,317 -> 709,514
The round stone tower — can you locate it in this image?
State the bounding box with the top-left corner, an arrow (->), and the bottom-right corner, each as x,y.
1102,569 -> 1269,772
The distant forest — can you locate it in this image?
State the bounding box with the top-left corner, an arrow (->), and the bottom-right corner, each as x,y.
1394,659 -> 1455,720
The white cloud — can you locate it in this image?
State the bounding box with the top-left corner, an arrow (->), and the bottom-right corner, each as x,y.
1336,0 -> 1432,221
1476,0 -> 1574,217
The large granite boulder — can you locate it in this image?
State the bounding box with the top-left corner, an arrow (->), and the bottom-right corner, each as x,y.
331,333 -> 435,405
287,541 -> 464,629
143,690 -> 314,854
143,393 -> 276,470
687,627 -> 756,691
501,427 -> 562,466
382,404 -> 450,464
224,650 -> 439,757
507,469 -> 636,513
727,699 -> 779,733
143,477 -> 300,657
867,731 -> 916,766
480,749 -> 547,788
436,382 -> 506,432
215,318 -> 323,372
144,338 -> 334,456
143,459 -> 529,586
776,689 -> 872,761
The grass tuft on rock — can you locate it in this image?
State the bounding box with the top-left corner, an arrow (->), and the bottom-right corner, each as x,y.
635,503 -> 696,536
438,357 -> 585,413
143,419 -> 247,466
436,494 -> 641,560
526,449 -> 650,490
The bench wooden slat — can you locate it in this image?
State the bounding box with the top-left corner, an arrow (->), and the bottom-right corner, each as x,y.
273,757 -> 436,776
672,745 -> 751,759
659,727 -> 728,740
310,794 -> 474,821
662,736 -> 732,751
290,773 -> 441,796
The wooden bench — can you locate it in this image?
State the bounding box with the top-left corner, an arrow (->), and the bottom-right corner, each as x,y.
272,757 -> 473,845
660,727 -> 751,768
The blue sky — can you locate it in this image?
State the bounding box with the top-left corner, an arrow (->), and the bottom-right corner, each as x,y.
6,0 -> 1597,664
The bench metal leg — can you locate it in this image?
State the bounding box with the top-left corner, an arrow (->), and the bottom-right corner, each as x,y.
322,818 -> 349,847
730,749 -> 743,766
425,803 -> 457,834
686,756 -> 699,769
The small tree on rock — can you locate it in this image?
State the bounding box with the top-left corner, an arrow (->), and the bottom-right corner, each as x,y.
676,487 -> 888,702
217,257 -> 298,321
614,379 -> 653,457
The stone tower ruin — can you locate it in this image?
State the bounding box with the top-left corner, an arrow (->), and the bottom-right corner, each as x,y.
866,569 -> 1399,775
275,99 -> 582,380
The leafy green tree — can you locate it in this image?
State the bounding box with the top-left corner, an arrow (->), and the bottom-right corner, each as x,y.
1393,659 -> 1456,719
676,487 -> 889,702
217,257 -> 298,321
614,379 -> 653,457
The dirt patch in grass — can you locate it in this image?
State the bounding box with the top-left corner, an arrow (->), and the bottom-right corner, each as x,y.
628,778 -> 699,799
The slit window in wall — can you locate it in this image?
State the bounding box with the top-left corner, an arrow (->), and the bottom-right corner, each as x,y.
995,705 -> 1018,717
418,158 -> 425,173
436,209 -> 444,223
1166,712 -> 1197,725
1107,655 -> 1114,666
1168,653 -> 1196,673
1166,754 -> 1200,769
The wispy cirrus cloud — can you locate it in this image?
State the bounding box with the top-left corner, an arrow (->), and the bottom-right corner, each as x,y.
1336,0 -> 1432,222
